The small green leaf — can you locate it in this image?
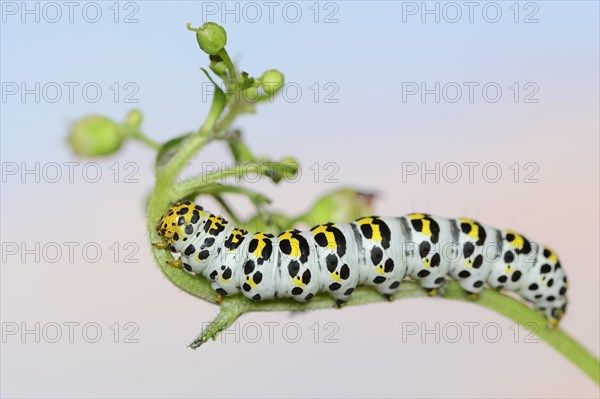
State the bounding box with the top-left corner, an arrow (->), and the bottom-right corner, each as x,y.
155,133 -> 191,172
200,68 -> 220,88
226,130 -> 256,163
239,77 -> 256,91
205,83 -> 227,130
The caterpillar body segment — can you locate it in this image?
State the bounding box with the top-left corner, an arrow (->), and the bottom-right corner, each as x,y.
156,202 -> 568,325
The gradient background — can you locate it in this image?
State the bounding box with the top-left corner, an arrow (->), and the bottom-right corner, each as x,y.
1,1 -> 599,397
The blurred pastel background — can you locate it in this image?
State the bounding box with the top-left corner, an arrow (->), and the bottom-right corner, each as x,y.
1,1 -> 598,397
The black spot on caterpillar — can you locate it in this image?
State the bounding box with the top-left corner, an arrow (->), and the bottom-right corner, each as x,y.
157,204 -> 569,325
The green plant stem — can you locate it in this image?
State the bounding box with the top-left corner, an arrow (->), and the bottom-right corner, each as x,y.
129,131 -> 160,150
186,280 -> 600,384
211,194 -> 244,225
146,85 -> 228,307
217,48 -> 237,83
215,95 -> 258,133
174,182 -> 271,205
189,298 -> 250,348
121,127 -> 161,150
174,162 -> 278,194
215,101 -> 249,133
159,88 -> 226,185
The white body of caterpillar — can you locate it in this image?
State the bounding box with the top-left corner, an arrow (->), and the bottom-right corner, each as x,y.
156,202 -> 568,325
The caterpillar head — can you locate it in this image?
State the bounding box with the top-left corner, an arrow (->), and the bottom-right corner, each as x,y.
156,201 -> 206,252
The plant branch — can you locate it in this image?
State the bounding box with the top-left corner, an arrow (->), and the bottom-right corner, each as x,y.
158,86 -> 226,185
210,194 -> 244,225
174,162 -> 280,194
217,48 -> 237,83
184,279 -> 600,384
120,126 -> 161,150
145,83 -> 229,322
129,130 -> 161,150
174,182 -> 271,205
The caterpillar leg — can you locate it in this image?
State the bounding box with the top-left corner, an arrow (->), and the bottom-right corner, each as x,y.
334,299 -> 347,308
548,318 -> 560,329
547,305 -> 566,329
376,279 -> 402,296
452,269 -> 486,298
327,281 -> 356,308
453,274 -> 482,299
283,258 -> 319,303
321,256 -> 358,307
167,259 -> 182,268
363,245 -> 405,298
419,275 -> 448,297
210,271 -> 240,300
361,280 -> 400,301
465,291 -> 479,300
532,305 -> 561,329
152,242 -> 168,249
542,304 -> 566,329
329,289 -> 354,308
213,287 -> 231,304
424,282 -> 448,297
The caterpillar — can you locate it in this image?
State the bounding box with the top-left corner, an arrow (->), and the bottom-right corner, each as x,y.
155,201 -> 568,326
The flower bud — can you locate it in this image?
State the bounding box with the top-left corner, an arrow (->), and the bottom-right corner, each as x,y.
297,189 -> 376,225
245,212 -> 293,233
260,69 -> 284,95
68,115 -> 123,156
242,86 -> 259,102
262,157 -> 299,183
277,157 -> 299,180
194,22 -> 227,55
125,109 -> 143,128
210,60 -> 227,76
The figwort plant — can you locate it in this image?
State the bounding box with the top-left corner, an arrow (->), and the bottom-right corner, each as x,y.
67,22 -> 599,385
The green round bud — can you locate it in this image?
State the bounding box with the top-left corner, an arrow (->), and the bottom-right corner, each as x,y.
246,212 -> 291,233
242,86 -> 259,102
260,69 -> 285,95
195,22 -> 227,55
297,189 -> 376,225
125,109 -> 143,128
69,115 -> 123,156
263,157 -> 299,183
278,157 -> 299,179
210,60 -> 227,76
